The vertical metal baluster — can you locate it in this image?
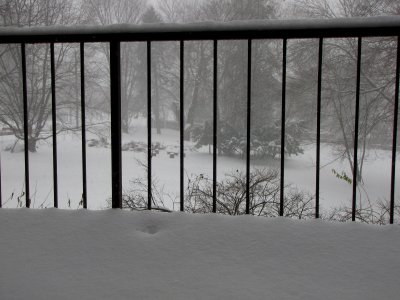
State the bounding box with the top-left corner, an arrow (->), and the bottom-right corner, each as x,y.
390,36 -> 400,224
147,41 -> 152,210
0,151 -> 2,207
80,42 -> 87,209
50,43 -> 58,208
21,43 -> 30,208
280,39 -> 287,216
246,39 -> 252,215
180,40 -> 184,212
352,37 -> 362,222
213,40 -> 218,213
0,133 -> 2,206
316,38 -> 323,219
110,41 -> 122,209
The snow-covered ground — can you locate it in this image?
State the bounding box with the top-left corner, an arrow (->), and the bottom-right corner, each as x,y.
0,209 -> 399,299
0,121 -> 398,213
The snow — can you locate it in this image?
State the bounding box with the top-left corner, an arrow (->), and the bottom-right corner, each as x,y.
0,209 -> 399,299
0,16 -> 399,41
1,121 -> 398,212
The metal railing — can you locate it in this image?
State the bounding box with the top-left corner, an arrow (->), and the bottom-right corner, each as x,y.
0,17 -> 399,223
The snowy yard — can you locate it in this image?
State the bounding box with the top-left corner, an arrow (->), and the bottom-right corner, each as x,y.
0,209 -> 399,299
0,122 -> 398,215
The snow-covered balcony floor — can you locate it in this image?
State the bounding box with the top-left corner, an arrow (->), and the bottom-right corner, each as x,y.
0,209 -> 399,299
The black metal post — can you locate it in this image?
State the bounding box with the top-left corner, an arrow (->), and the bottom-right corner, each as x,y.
80,42 -> 87,209
316,38 -> 323,219
180,40 -> 184,212
280,39 -> 287,216
110,41 -> 122,209
352,37 -> 362,222
147,41 -> 152,210
213,40 -> 218,213
0,151 -> 2,207
50,43 -> 58,208
246,39 -> 252,215
21,43 -> 30,208
390,36 -> 400,224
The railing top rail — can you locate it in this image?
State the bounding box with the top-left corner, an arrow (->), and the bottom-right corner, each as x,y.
0,16 -> 399,43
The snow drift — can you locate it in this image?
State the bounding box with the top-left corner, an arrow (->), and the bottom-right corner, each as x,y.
0,209 -> 399,299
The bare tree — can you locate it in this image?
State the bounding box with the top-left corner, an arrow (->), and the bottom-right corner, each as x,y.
82,0 -> 147,133
158,0 -> 282,147
0,0 -> 81,152
288,0 -> 398,183
140,6 -> 166,134
158,0 -> 214,128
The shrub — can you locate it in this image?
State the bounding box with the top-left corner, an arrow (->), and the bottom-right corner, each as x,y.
192,118 -> 306,158
185,168 -> 315,219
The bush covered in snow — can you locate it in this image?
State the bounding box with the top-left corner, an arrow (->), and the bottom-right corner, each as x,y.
191,118 -> 306,158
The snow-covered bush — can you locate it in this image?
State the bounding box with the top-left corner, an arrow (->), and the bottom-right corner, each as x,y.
192,118 -> 305,158
191,120 -> 242,155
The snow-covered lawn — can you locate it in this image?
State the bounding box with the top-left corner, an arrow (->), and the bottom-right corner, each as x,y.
0,122 -> 398,212
0,209 -> 399,299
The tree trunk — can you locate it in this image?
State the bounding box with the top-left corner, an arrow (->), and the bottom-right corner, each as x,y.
74,50 -> 79,129
154,65 -> 162,134
121,95 -> 129,134
28,138 -> 37,153
187,45 -> 206,126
